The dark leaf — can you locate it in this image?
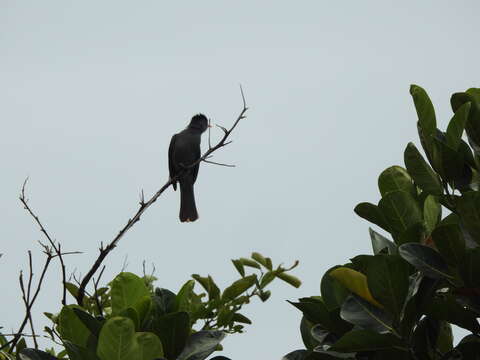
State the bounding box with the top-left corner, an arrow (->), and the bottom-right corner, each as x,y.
151,312 -> 190,360
398,243 -> 452,279
404,142 -> 443,195
378,190 -> 423,236
18,349 -> 59,360
340,294 -> 394,334
369,228 -> 396,255
354,203 -> 390,232
331,330 -> 406,352
431,224 -> 465,265
176,330 -> 225,360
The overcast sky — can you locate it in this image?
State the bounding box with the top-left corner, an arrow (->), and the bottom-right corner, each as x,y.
1,1 -> 479,359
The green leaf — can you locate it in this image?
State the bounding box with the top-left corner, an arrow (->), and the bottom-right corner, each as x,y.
404,142 -> 443,195
456,192 -> 480,244
65,282 -> 79,298
177,330 -> 225,360
398,243 -> 452,279
72,308 -> 103,338
238,257 -> 261,269
135,332 -> 164,360
423,195 -> 441,233
300,317 -> 319,350
452,91 -> 480,154
446,102 -> 471,150
276,272 -> 302,288
432,136 -> 469,187
288,298 -> 332,328
222,275 -> 256,301
431,224 -> 465,265
57,305 -> 91,347
151,312 -> 190,360
396,222 -> 426,245
152,288 -> 177,315
369,228 -> 396,255
251,252 -> 272,270
366,255 -> 410,317
331,330 -> 406,352
378,166 -> 415,197
232,313 -> 252,324
354,202 -> 390,232
231,260 -> 245,277
111,272 -> 150,316
118,307 -> 139,330
410,85 -> 436,138
321,266 -> 350,311
97,317 -> 137,360
330,267 -> 382,308
62,340 -> 99,360
378,191 -> 423,236
176,280 -> 195,313
340,294 -> 394,334
191,275 -> 220,301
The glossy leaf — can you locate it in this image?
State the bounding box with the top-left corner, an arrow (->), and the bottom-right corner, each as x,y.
340,294 -> 393,334
57,305 -> 91,347
222,275 -> 256,301
378,190 -> 422,236
459,248 -> 480,288
369,228 -> 396,255
321,266 -> 350,310
456,192 -> 480,244
404,142 -> 443,195
423,195 -> 441,233
331,330 -> 405,352
111,272 -> 150,316
97,317 -> 136,360
366,255 -> 410,317
378,166 -> 415,197
426,295 -> 480,333
431,224 -> 465,265
398,243 -> 452,279
329,267 -> 382,308
135,332 -> 164,360
410,85 -> 436,147
446,102 -> 470,150
354,202 -> 390,232
300,317 -> 319,350
151,312 -> 190,360
177,330 -> 225,360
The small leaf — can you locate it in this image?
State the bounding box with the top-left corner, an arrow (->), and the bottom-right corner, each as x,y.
329,267 -> 382,308
231,260 -> 245,277
18,349 -> 59,360
251,252 -> 272,270
176,280 -> 195,312
398,243 -> 452,279
410,85 -> 436,141
232,313 -> 252,324
222,275 -> 256,301
423,195 -> 441,233
276,272 -> 302,288
238,257 -> 261,269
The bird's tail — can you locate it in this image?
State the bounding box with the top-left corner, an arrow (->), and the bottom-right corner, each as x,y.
179,180 -> 198,222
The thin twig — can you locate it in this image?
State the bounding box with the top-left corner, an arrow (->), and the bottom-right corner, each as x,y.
75,86 -> 248,306
203,160 -> 236,167
19,180 -> 69,306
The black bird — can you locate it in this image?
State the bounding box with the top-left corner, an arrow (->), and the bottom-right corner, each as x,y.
169,114 -> 209,222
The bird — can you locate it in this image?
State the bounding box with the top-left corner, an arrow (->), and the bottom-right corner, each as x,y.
168,114 -> 210,222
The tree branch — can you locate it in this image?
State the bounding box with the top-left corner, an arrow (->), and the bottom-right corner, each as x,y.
75,86 -> 248,306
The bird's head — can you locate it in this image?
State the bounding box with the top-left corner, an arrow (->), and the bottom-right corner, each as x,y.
188,113 -> 209,133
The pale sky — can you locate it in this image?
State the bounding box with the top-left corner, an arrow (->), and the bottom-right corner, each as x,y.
1,1 -> 479,359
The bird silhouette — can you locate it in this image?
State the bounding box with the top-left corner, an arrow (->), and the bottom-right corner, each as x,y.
168,114 -> 209,222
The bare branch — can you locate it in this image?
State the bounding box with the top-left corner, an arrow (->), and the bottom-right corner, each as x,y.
202,159 -> 236,167
75,87 -> 248,306
19,180 -> 68,306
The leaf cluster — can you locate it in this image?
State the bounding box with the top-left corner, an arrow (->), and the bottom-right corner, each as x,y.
285,85 -> 480,360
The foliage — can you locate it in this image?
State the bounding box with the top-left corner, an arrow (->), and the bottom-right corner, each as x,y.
1,253 -> 299,360
285,85 -> 480,360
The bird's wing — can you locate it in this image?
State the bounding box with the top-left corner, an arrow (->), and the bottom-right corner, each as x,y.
168,134 -> 178,190
192,144 -> 201,183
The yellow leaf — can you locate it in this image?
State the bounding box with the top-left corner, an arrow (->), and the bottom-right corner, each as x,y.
329,267 -> 383,308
